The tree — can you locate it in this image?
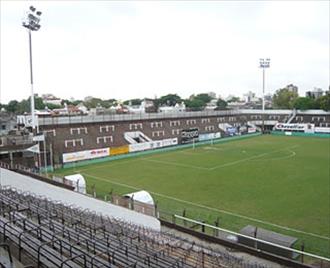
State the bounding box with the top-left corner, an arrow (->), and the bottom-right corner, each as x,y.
318,93 -> 330,111
123,99 -> 142,106
83,97 -> 103,109
46,103 -> 62,110
273,87 -> 298,109
158,94 -> 182,106
6,100 -> 19,113
17,99 -> 30,113
195,93 -> 212,104
293,97 -> 316,110
216,98 -> 228,110
227,96 -> 240,103
185,99 -> 205,111
33,97 -> 46,110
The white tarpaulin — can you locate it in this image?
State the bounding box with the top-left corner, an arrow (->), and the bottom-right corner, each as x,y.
124,190 -> 155,205
64,174 -> 86,194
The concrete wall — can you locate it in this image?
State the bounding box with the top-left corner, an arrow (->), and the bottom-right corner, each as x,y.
0,168 -> 161,231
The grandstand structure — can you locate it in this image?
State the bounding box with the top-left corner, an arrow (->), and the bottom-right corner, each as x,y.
23,109 -> 330,167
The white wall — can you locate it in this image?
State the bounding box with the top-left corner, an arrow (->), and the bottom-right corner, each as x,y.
0,168 -> 160,231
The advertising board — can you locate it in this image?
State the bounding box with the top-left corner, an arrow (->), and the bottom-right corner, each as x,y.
63,147 -> 109,163
226,127 -> 237,136
314,127 -> 330,134
274,123 -> 315,133
129,142 -> 151,153
181,128 -> 199,144
110,145 -> 129,156
158,138 -> 178,147
198,132 -> 221,141
248,127 -> 257,134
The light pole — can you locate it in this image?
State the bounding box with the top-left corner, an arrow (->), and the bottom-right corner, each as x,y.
22,6 -> 42,132
259,58 -> 270,111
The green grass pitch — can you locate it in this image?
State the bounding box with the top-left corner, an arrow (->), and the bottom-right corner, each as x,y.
54,135 -> 330,257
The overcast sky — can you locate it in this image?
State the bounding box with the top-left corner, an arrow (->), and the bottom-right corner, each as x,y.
0,1 -> 329,104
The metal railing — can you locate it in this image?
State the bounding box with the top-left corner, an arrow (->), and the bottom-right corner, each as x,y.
37,109 -> 330,126
174,215 -> 330,265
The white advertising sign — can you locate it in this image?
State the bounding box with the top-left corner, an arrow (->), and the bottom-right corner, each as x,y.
149,140 -> 163,149
33,134 -> 45,142
63,147 -> 109,163
162,138 -> 178,147
275,123 -> 315,132
248,127 -> 257,134
129,142 -> 151,153
198,132 -> 221,141
314,127 -> 330,134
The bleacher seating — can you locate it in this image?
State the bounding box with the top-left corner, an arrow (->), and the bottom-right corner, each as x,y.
0,186 -> 270,268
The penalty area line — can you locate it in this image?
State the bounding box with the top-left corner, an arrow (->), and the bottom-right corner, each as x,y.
82,172 -> 329,241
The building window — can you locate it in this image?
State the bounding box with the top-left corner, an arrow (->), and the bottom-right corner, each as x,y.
100,125 -> 115,133
152,130 -> 165,137
186,119 -> 196,125
43,129 -> 56,136
129,123 -> 143,130
97,136 -> 113,144
150,121 -> 163,128
70,127 -> 87,135
65,138 -> 83,148
201,118 -> 210,124
170,120 -> 180,127
217,117 -> 225,122
172,129 -> 180,135
205,125 -> 215,131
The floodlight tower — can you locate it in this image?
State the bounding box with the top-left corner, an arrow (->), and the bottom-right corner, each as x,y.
22,6 -> 42,132
259,58 -> 270,111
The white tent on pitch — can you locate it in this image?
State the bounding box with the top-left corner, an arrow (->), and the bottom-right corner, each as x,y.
64,174 -> 86,194
124,190 -> 155,205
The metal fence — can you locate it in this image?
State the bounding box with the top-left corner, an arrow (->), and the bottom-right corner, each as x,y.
170,215 -> 330,267
111,194 -> 156,217
37,109 -> 330,126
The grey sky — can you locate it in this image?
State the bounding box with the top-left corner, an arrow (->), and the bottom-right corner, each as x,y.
0,1 -> 329,104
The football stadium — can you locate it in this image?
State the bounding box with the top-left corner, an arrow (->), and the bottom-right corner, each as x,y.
1,2 -> 330,268
1,109 -> 330,267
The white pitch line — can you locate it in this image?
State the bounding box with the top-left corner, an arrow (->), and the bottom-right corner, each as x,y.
141,158 -> 210,170
251,149 -> 296,161
73,158 -> 142,173
82,172 -> 330,241
209,145 -> 300,170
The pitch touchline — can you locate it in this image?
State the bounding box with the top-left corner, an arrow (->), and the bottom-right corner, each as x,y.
82,172 -> 329,241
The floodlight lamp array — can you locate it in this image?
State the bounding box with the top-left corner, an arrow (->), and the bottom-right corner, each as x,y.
259,58 -> 270,68
22,6 -> 42,31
